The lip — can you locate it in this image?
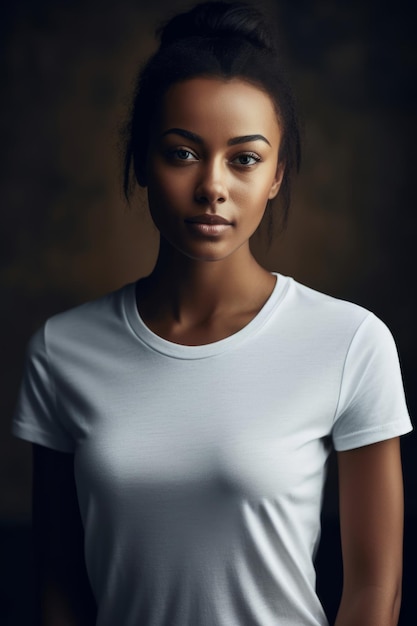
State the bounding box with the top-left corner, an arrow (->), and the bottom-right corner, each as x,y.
185,222 -> 232,236
185,214 -> 232,225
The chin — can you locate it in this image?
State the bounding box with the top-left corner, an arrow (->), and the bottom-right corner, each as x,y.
185,250 -> 234,263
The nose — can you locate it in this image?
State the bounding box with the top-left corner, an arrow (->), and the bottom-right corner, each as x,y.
194,159 -> 228,205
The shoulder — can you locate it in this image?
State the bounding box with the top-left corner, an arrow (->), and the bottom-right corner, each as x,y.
28,282 -> 136,360
285,275 -> 368,318
281,275 -> 375,340
279,274 -> 405,367
277,275 -> 406,371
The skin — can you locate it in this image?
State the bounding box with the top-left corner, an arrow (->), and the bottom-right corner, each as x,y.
33,77 -> 404,625
335,438 -> 404,626
137,77 -> 284,345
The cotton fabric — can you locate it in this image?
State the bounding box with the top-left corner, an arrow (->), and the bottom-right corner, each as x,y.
12,273 -> 412,626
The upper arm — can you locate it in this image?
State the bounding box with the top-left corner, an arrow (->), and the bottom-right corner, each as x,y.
337,437 -> 404,611
32,444 -> 96,626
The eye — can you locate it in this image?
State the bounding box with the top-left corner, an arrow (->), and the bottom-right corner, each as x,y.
232,152 -> 262,167
167,148 -> 198,162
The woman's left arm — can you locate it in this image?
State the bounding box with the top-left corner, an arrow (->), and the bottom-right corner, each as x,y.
335,437 -> 404,626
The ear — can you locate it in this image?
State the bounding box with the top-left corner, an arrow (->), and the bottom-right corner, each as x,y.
268,162 -> 285,200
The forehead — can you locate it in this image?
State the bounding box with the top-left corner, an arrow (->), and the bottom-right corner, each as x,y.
155,77 -> 281,142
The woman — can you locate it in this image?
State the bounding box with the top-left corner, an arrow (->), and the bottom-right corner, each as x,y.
12,2 -> 412,625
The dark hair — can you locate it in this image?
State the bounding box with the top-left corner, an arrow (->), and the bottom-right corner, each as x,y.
122,1 -> 301,229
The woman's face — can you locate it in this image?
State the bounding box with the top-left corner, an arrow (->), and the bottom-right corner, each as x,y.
146,77 -> 283,262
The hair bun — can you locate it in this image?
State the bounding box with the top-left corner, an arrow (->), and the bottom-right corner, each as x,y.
158,1 -> 274,51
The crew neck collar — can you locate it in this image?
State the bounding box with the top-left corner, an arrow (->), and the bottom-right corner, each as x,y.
124,272 -> 289,360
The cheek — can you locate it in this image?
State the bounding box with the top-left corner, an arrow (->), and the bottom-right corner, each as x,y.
148,166 -> 193,209
147,175 -> 176,219
146,170 -> 196,241
235,176 -> 275,216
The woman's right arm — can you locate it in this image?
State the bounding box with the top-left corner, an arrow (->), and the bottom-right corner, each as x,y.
32,444 -> 97,626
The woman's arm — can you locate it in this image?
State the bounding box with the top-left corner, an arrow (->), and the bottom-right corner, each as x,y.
335,437 -> 404,626
32,444 -> 97,626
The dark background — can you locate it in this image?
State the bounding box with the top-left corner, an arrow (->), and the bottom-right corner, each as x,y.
1,0 -> 416,624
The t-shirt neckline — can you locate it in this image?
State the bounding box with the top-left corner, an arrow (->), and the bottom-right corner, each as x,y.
124,272 -> 289,359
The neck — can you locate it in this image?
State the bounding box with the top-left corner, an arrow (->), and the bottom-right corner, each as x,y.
138,237 -> 273,325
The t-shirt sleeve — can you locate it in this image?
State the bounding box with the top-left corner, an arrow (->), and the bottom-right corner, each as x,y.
332,312 -> 412,451
11,324 -> 75,453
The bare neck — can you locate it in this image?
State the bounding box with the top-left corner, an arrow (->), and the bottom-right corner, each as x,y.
137,238 -> 275,327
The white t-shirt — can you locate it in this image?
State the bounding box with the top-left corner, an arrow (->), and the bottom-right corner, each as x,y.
12,273 -> 412,626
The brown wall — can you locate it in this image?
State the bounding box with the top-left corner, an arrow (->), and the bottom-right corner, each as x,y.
1,0 -> 415,520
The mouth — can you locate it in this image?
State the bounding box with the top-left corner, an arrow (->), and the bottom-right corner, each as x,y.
184,214 -> 233,236
185,214 -> 232,226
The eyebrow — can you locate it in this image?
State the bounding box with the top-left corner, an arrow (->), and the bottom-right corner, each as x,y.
160,128 -> 271,147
